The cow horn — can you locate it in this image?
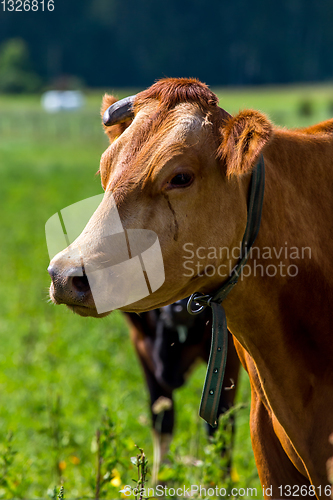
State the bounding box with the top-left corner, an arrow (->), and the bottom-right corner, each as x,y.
103,95 -> 136,126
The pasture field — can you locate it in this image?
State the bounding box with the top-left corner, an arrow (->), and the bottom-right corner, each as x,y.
0,84 -> 332,499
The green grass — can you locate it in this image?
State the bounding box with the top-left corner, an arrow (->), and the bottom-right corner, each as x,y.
0,83 -> 332,498
215,83 -> 333,126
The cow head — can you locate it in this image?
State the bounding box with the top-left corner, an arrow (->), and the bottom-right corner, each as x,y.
48,78 -> 272,317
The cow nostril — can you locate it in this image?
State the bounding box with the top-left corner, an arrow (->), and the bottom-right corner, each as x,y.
72,275 -> 90,293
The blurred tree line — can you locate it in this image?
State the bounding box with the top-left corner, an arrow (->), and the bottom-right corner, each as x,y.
0,0 -> 333,92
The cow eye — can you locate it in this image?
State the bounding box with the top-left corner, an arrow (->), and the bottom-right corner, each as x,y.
169,172 -> 193,188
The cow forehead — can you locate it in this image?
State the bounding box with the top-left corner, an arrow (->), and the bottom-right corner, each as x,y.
102,101 -> 208,160
100,101 -> 211,189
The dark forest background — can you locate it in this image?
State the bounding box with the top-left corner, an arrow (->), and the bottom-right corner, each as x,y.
0,0 -> 333,91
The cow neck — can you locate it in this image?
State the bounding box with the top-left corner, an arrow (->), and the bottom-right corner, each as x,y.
187,155 -> 265,427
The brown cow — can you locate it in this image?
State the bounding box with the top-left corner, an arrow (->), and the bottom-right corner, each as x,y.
48,78 -> 333,499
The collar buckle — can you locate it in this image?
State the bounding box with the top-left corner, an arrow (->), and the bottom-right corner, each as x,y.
187,292 -> 212,315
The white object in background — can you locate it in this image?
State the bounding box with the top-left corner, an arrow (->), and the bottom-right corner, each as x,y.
41,90 -> 85,113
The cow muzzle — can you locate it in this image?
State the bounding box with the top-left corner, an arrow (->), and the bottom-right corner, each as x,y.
46,193 -> 165,317
48,260 -> 101,317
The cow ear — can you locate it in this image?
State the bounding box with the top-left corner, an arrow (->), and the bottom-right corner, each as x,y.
101,94 -> 133,143
217,110 -> 273,177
